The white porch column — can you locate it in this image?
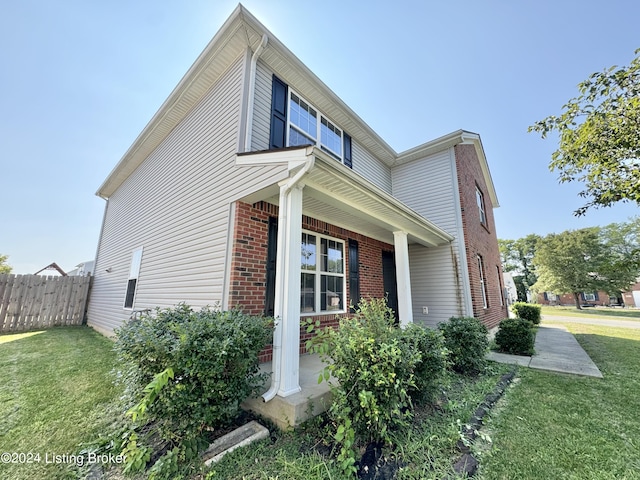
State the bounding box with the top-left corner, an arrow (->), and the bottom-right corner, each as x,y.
276,182 -> 304,397
393,231 -> 414,326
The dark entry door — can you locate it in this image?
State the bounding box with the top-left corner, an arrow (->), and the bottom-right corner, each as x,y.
381,251 -> 399,322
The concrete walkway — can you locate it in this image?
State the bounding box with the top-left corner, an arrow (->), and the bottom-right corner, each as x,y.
488,324 -> 603,378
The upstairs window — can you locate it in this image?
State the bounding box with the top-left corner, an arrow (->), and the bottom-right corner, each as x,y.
269,75 -> 352,167
288,89 -> 344,160
476,186 -> 487,226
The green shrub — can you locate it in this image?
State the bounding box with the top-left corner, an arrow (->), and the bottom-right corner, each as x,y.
306,298 -> 421,475
401,323 -> 449,402
511,302 -> 542,324
495,318 -> 536,355
438,316 -> 488,375
113,304 -> 272,477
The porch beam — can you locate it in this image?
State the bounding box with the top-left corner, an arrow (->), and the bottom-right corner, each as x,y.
393,231 -> 414,326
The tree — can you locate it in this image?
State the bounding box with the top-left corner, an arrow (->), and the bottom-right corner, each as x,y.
529,49 -> 640,216
599,217 -> 640,297
499,234 -> 541,301
0,254 -> 11,274
532,227 -> 639,309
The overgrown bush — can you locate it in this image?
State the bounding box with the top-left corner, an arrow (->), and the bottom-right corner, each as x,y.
306,298 -> 421,475
113,304 -> 272,478
511,302 -> 542,324
402,323 -> 449,402
438,316 -> 488,375
495,318 -> 536,355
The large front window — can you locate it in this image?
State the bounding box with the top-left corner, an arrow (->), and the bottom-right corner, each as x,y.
288,90 -> 343,160
300,232 -> 345,313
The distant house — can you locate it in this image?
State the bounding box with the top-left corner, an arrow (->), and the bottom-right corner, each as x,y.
621,282 -> 640,307
538,290 -> 624,307
503,272 -> 518,305
67,260 -> 94,277
87,5 -> 507,422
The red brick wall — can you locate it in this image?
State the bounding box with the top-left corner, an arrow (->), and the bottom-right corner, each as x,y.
228,201 -> 394,362
454,144 -> 508,329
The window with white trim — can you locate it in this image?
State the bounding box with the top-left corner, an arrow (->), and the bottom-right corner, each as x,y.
583,292 -> 596,302
124,247 -> 143,309
288,90 -> 344,161
476,186 -> 487,226
300,231 -> 345,313
477,254 -> 488,309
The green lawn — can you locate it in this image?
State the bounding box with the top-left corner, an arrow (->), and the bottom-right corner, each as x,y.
0,327 -> 121,480
478,322 -> 640,479
541,304 -> 640,321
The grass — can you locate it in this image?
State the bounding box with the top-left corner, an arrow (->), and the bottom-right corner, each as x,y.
478,322 -> 640,479
0,326 -> 122,480
541,305 -> 640,321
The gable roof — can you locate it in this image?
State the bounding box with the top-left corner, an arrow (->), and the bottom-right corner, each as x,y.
97,4 -> 498,207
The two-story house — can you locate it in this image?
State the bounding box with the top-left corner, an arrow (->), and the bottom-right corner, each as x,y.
88,5 -> 507,426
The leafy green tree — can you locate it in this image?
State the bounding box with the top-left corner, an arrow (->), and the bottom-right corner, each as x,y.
0,254 -> 12,274
529,49 -> 640,215
533,227 -> 639,309
499,234 -> 541,301
599,217 -> 640,297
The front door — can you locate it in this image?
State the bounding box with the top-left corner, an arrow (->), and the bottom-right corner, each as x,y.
382,250 -> 399,322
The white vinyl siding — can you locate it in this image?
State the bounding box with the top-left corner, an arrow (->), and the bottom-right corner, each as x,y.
88,55 -> 287,335
408,244 -> 461,327
251,60 -> 272,151
392,149 -> 467,324
352,140 -> 392,193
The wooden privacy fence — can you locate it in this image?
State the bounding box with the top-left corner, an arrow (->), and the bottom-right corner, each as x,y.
0,274 -> 92,333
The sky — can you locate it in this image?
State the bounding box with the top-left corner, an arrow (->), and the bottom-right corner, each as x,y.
1,0 -> 639,274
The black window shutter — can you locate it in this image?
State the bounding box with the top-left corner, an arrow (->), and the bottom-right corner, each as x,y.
269,76 -> 288,149
543,292 -> 548,301
581,292 -> 586,301
343,133 -> 352,169
264,217 -> 278,316
594,291 -> 599,301
348,239 -> 360,313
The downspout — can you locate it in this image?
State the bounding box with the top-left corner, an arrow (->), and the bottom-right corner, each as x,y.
262,153 -> 315,402
244,34 -> 268,152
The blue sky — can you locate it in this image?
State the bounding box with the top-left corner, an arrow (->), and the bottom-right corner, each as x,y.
1,0 -> 638,274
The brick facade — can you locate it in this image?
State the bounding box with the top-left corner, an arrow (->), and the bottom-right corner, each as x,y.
228,200 -> 394,362
454,144 -> 508,329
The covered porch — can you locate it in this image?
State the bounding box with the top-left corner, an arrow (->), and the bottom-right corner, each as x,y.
235,146 -> 453,427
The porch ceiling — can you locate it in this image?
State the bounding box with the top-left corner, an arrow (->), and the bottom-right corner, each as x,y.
236,147 -> 454,248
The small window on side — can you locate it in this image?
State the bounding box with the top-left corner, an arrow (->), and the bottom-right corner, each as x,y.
124,247 -> 143,309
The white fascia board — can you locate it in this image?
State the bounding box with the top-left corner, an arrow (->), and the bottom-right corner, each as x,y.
235,146 -> 314,170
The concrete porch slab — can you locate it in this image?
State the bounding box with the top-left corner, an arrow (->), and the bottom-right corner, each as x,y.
241,354 -> 333,430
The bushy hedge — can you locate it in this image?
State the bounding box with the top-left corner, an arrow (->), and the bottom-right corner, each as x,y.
308,298 -> 448,474
113,304 -> 272,477
438,316 -> 488,375
403,323 -> 449,402
511,302 -> 542,324
495,318 -> 535,355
